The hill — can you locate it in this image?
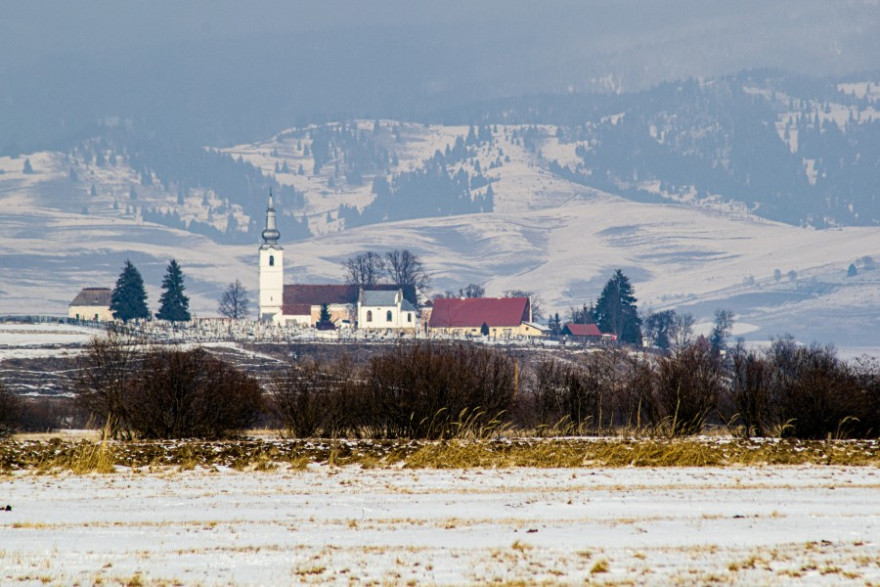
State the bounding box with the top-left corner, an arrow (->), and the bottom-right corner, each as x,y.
1,72 -> 878,349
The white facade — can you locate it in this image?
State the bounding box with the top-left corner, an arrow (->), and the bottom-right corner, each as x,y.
68,287 -> 114,321
258,245 -> 283,321
357,289 -> 417,331
258,194 -> 284,323
68,304 -> 114,321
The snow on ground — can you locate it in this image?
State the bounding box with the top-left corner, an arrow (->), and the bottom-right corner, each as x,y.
0,323 -> 98,347
1,465 -> 879,585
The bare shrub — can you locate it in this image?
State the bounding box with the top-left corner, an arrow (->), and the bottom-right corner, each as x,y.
128,348 -> 263,439
268,357 -> 359,438
0,378 -> 23,438
365,343 -> 516,439
850,356 -> 880,438
768,338 -> 863,439
532,359 -> 600,434
72,327 -> 145,439
728,343 -> 773,437
653,339 -> 724,435
18,397 -> 87,433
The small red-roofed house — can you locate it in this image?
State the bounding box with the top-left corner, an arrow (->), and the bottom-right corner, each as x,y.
428,297 -> 544,338
561,322 -> 614,344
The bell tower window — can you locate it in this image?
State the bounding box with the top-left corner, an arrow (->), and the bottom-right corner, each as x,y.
269,255 -> 274,267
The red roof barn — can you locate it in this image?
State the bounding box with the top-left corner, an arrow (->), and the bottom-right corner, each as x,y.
428,297 -> 531,329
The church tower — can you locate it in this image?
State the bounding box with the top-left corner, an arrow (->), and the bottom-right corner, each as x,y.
258,191 -> 283,322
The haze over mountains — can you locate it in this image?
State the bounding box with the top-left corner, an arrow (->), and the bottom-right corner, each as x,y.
1,1 -> 879,349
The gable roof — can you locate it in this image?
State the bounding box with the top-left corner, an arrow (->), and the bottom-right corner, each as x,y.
361,289 -> 398,307
428,297 -> 530,328
284,284 -> 356,306
562,323 -> 602,337
284,283 -> 418,308
70,287 -> 112,307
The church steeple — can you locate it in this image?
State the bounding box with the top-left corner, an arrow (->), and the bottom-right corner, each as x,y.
261,190 -> 281,245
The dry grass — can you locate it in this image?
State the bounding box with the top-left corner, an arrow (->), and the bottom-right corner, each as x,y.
3,436 -> 880,473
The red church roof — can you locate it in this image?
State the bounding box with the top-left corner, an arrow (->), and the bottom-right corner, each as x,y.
428,297 -> 530,328
283,284 -> 418,307
284,284 -> 356,306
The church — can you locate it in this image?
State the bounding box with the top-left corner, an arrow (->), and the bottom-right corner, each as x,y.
257,194 -> 417,329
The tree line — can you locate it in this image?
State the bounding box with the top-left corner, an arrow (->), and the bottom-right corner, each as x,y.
106,259 -> 253,322
3,335 -> 879,441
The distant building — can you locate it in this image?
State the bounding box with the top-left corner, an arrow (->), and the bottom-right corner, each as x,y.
561,322 -> 613,344
428,297 -> 544,338
68,287 -> 113,321
357,288 -> 417,333
256,194 -> 418,328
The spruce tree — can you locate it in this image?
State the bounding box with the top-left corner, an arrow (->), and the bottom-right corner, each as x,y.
595,269 -> 642,345
156,259 -> 191,322
110,260 -> 150,322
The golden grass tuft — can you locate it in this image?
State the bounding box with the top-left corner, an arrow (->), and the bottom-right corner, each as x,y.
4,435 -> 880,473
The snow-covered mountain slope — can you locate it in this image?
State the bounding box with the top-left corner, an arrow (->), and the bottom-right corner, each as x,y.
0,121 -> 878,350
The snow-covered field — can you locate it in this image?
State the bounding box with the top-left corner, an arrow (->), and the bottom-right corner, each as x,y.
2,465 -> 879,585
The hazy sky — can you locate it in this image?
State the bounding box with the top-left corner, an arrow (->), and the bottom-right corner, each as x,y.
2,1 -> 878,150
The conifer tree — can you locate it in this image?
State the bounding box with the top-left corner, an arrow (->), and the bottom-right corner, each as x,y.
156,259 -> 191,322
595,269 -> 642,345
110,260 -> 150,322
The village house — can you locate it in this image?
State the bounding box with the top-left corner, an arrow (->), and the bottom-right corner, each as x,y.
357,288 -> 418,333
428,297 -> 545,339
68,287 -> 113,321
561,322 -> 615,344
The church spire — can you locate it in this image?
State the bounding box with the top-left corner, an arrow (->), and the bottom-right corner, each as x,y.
261,190 -> 280,245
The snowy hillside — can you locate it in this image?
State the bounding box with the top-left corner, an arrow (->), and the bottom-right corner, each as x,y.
0,110 -> 878,349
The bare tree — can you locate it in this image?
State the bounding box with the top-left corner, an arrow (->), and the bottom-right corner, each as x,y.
343,252 -> 386,287
0,378 -> 22,438
218,280 -> 250,319
385,249 -> 430,293
504,289 -> 544,322
72,327 -> 146,440
672,312 -> 695,350
459,283 -> 485,298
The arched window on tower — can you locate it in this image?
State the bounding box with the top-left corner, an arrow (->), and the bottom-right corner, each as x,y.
386,310 -> 393,322
366,310 -> 373,322
269,255 -> 275,267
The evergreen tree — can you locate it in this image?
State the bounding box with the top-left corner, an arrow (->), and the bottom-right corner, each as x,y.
709,309 -> 734,354
595,269 -> 642,345
548,312 -> 562,336
22,158 -> 34,174
110,260 -> 150,322
156,259 -> 191,322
